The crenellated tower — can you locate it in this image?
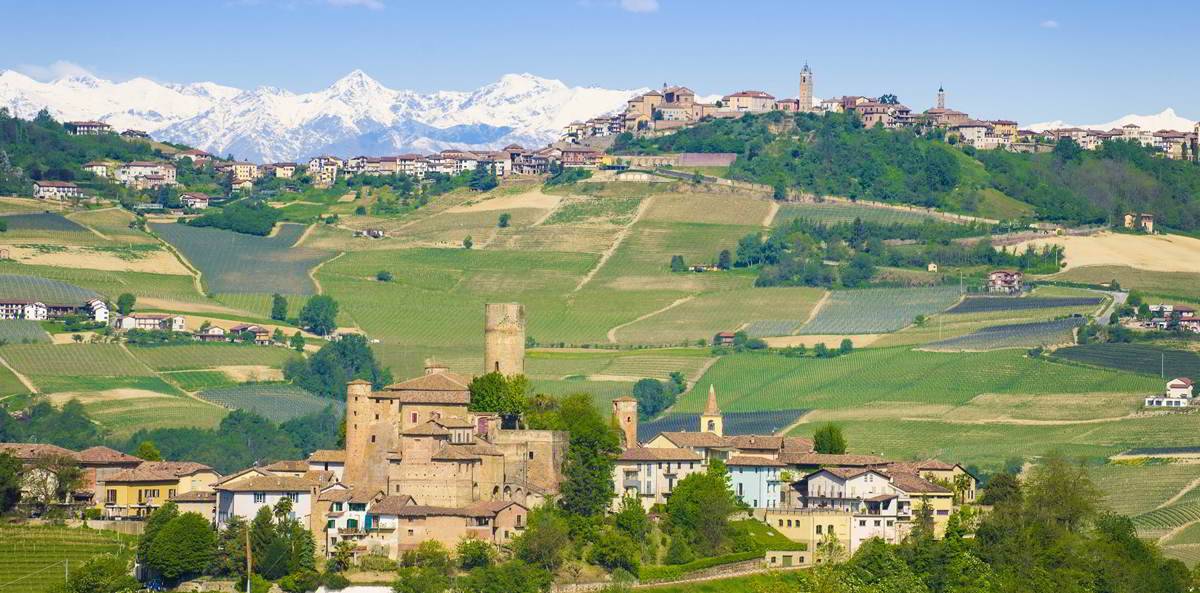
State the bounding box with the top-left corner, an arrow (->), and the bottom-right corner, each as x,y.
484,303 -> 526,376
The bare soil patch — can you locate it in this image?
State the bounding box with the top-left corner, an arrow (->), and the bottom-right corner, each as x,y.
0,244 -> 192,275
762,334 -> 882,348
215,365 -> 284,382
45,388 -> 169,406
447,189 -> 561,213
1013,231 -> 1200,272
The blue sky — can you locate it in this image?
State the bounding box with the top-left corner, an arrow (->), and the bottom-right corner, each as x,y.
2,0 -> 1197,124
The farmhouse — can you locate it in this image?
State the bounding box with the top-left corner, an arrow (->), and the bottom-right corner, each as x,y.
0,296 -> 105,322
116,313 -> 186,332
1123,212 -> 1155,233
1145,377 -> 1195,408
0,300 -> 48,320
180,192 -> 210,209
229,323 -> 272,345
96,460 -> 220,519
33,180 -> 84,200
194,325 -> 228,342
65,120 -> 112,135
987,270 -> 1023,294
83,161 -> 111,177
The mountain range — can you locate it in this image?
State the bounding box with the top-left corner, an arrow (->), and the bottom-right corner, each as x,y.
1028,108 -> 1197,133
0,70 -> 645,162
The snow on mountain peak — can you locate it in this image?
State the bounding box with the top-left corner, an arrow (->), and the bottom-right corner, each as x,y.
1029,108 -> 1196,133
0,68 -> 641,161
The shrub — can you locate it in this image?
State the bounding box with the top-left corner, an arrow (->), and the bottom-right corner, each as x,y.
376,270 -> 393,282
359,552 -> 397,572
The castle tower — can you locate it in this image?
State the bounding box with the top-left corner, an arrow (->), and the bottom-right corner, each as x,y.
798,63 -> 814,113
937,85 -> 945,110
612,396 -> 639,448
342,379 -> 377,489
484,303 -> 526,376
699,385 -> 723,436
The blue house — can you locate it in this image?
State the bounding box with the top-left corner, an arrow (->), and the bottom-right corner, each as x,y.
728,455 -> 786,509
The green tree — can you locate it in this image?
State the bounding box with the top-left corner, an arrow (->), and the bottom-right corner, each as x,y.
138,501 -> 180,563
134,440 -> 162,461
457,539 -> 495,570
463,235 -> 474,249
664,459 -> 739,555
717,249 -> 732,270
289,331 -> 305,352
116,293 -> 136,315
272,328 -> 285,344
838,338 -> 854,355
670,255 -> 686,272
468,372 -> 530,416
459,560 -> 552,593
376,270 -> 393,282
298,295 -> 338,336
554,394 -> 621,517
588,529 -> 640,573
392,567 -> 449,593
664,532 -> 695,565
283,333 -> 391,399
813,423 -> 847,454
613,495 -> 649,540
0,452 -> 22,513
1024,451 -> 1100,533
58,554 -> 140,593
514,506 -> 571,571
632,378 -> 671,419
401,540 -> 453,573
498,213 -> 511,228
215,515 -> 248,578
271,293 -> 288,321
145,512 -> 218,583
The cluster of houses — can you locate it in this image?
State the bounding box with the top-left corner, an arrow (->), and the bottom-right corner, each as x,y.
304,145 -> 565,188
1042,124 -> 1200,160
0,302 -> 977,568
611,387 -> 976,559
986,270 -> 1024,294
1142,303 -> 1200,333
0,296 -> 108,323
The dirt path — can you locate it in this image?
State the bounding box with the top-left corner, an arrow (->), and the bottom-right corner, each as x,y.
292,223 -> 318,248
65,208 -> 116,241
606,295 -> 695,343
777,410 -> 813,436
572,196 -> 654,293
1156,477 -> 1200,511
762,201 -> 780,227
152,229 -> 207,297
309,252 -> 345,295
1158,518 -> 1200,545
800,291 -> 831,328
0,354 -> 37,394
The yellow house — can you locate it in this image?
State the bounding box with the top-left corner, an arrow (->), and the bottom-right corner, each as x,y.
98,461 -> 219,518
764,508 -> 852,562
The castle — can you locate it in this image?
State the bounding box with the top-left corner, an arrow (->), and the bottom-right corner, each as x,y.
341,302 -> 567,508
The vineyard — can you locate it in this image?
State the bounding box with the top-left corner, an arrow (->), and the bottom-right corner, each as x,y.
611,287 -> 823,345
797,286 -> 962,334
1052,343 -> 1200,378
152,222 -> 332,294
638,409 -> 808,441
0,343 -> 153,376
0,274 -> 99,305
0,320 -> 51,344
774,202 -> 948,226
197,383 -> 341,423
923,317 -> 1084,351
162,369 -> 238,392
0,525 -> 134,593
744,319 -> 804,338
0,212 -> 100,245
946,296 -> 1103,314
128,343 -> 297,371
1092,462 -> 1200,518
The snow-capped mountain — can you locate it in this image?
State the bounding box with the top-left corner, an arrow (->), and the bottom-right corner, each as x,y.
0,69 -> 644,162
1028,108 -> 1197,133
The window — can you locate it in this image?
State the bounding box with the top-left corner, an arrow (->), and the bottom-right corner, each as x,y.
287,492 -> 300,503
859,520 -> 866,526
253,492 -> 266,503
349,503 -> 366,512
326,519 -> 334,529
332,502 -> 343,511
375,414 -> 379,420
778,519 -> 784,527
411,412 -> 417,423
816,525 -> 823,535
828,524 -> 835,533
370,435 -> 376,443
168,489 -> 176,498
887,520 -> 894,527
528,451 -> 534,460
407,529 -> 414,536
106,490 -> 116,504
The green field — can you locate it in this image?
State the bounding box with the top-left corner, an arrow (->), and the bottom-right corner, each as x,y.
128,343 -> 297,371
0,274 -> 100,305
1052,265 -> 1200,301
31,375 -> 226,435
612,287 -> 825,345
1,343 -> 153,376
0,262 -> 204,303
1092,462 -> 1200,518
923,317 -> 1084,351
67,208 -> 157,245
0,525 -> 134,593
0,320 -> 51,344
0,212 -> 100,245
775,201 -> 950,226
153,222 -> 331,294
162,369 -> 239,391
197,383 -> 341,423
797,285 -> 963,334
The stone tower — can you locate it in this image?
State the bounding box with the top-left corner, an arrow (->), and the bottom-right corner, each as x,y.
342,379 -> 383,490
937,85 -> 946,110
798,63 -> 814,113
484,303 -> 526,376
612,396 -> 639,448
699,385 -> 723,436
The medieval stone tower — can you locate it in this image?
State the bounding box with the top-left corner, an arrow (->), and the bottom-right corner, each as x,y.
937,85 -> 946,110
484,303 -> 526,376
612,396 -> 639,447
798,63 -> 814,113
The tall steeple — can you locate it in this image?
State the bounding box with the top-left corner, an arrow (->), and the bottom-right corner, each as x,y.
936,85 -> 946,110
798,63 -> 814,113
700,385 -> 723,436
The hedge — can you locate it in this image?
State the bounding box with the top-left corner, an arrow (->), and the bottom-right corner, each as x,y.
637,551 -> 762,583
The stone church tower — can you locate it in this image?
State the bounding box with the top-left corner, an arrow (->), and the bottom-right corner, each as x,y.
937,85 -> 946,110
798,63 -> 814,113
699,385 -> 723,436
484,303 -> 526,376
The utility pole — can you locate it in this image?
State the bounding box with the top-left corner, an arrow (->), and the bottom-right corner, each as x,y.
245,527 -> 252,593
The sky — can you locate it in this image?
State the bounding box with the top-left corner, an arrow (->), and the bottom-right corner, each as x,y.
1,0 -> 1197,124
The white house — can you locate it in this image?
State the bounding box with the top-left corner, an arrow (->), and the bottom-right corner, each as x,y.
307,450 -> 346,482
85,299 -> 109,323
0,300 -> 48,320
216,474 -> 317,529
33,180 -> 84,200
115,162 -> 176,187
180,192 -> 210,209
116,313 -> 186,332
612,447 -> 705,511
1146,377 -> 1195,408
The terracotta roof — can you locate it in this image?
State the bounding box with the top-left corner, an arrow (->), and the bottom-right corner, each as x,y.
319,488 -> 354,502
780,452 -> 888,466
170,490 -> 216,502
370,494 -> 414,514
431,445 -> 481,461
618,447 -> 704,462
885,471 -> 951,495
264,460 -> 309,472
217,475 -> 316,492
307,449 -> 346,463
78,446 -> 141,465
0,443 -> 79,461
381,371 -> 471,404
138,461 -> 214,476
727,455 -> 786,467
657,431 -> 728,448
1170,377 -> 1194,386
395,500 -> 524,518
211,467 -> 272,486
782,437 -> 815,453
726,435 -> 783,450
106,468 -> 182,483
726,90 -> 775,99
403,421 -> 451,437
33,180 -> 79,188
816,467 -> 879,480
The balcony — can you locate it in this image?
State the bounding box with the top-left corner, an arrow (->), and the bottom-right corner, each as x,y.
623,479 -> 641,489
338,528 -> 365,536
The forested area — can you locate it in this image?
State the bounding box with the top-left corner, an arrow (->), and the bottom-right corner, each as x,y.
186,200 -> 282,235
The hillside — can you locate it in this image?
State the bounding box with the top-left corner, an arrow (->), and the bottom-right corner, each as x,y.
614,111 -> 1200,229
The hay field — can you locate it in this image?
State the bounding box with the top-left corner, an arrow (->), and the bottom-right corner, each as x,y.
775,201 -> 948,226
1015,231 -> 1200,272
40,375 -> 226,435
128,343 -> 297,371
1051,265 -> 1200,301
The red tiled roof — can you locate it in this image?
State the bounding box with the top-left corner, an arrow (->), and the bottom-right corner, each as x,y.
78,446 -> 142,465
0,443 -> 79,461
727,455 -> 786,467
307,449 -> 346,463
618,447 -> 704,462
